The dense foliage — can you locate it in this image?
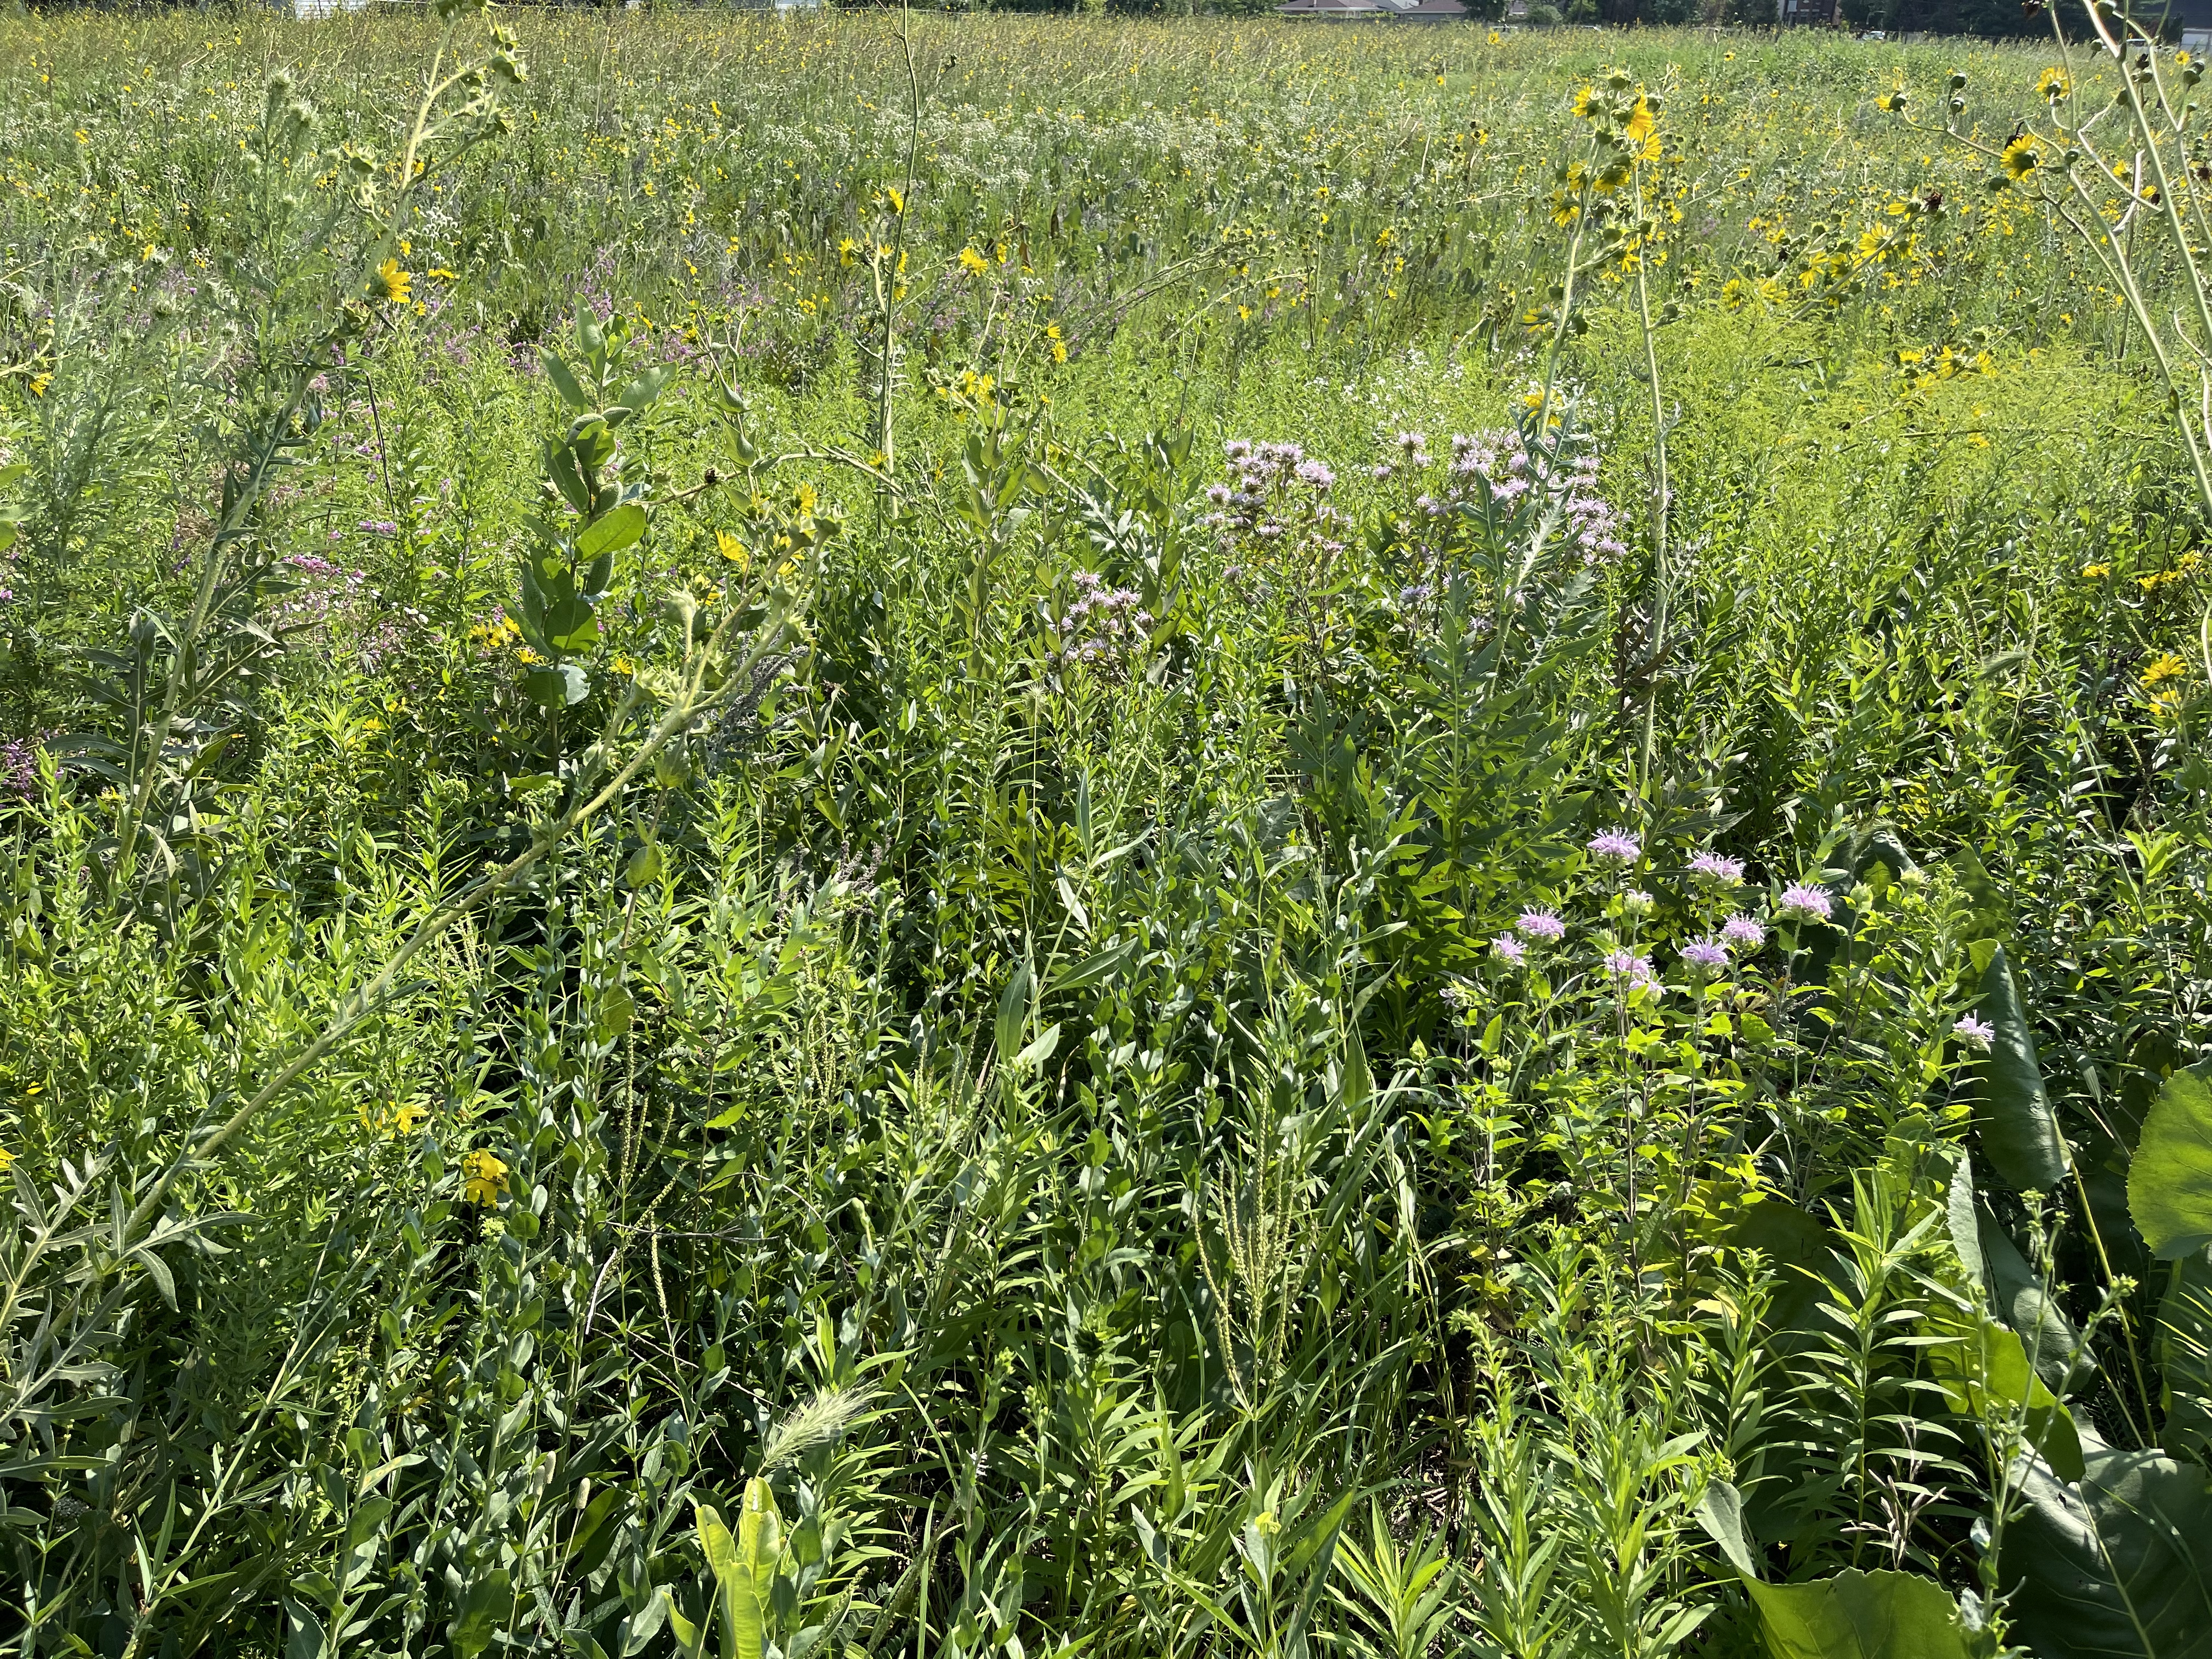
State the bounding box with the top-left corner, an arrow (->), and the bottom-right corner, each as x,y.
3,8 -> 2211,1659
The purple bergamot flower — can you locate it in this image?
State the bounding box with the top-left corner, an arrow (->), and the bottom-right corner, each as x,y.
1689,853 -> 1746,887
1954,1015 -> 1995,1050
1491,933 -> 1527,964
1588,828 -> 1643,864
1720,915 -> 1765,951
1681,939 -> 1730,972
1516,908 -> 1567,943
1778,884 -> 1833,923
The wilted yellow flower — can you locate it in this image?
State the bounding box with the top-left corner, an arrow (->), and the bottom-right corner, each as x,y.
376,258 -> 412,304
461,1149 -> 508,1206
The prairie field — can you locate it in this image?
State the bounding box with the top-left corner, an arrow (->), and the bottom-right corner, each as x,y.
4,6 -> 2212,1658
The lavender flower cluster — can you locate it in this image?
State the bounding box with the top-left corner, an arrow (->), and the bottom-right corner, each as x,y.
1,733 -> 42,799
279,552 -> 430,669
1205,440 -> 1349,576
1053,571 -> 1153,670
1379,428 -> 1628,607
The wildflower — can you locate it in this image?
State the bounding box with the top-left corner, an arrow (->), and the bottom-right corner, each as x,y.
957,246 -> 990,275
461,1149 -> 509,1206
2083,562 -> 2111,579
2143,652 -> 2187,689
1953,1015 -> 1995,1050
1491,933 -> 1527,964
1777,884 -> 1832,923
2000,135 -> 2039,182
1622,889 -> 1656,916
1604,949 -> 1658,989
1515,907 -> 1567,942
1295,458 -> 1335,490
1689,852 -> 1746,887
375,258 -> 412,305
1878,88 -> 1907,114
1681,939 -> 1730,972
1587,827 -> 1642,864
1720,914 -> 1765,951
716,528 -> 749,567
2036,66 -> 2070,101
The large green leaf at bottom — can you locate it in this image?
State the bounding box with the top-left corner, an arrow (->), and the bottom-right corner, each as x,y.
2001,1440 -> 2212,1659
1746,1570 -> 1975,1659
1695,1481 -> 1975,1659
2130,1062 -> 2212,1262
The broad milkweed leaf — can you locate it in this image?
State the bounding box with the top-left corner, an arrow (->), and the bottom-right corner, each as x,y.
1049,937 -> 1134,994
732,1478 -> 782,1659
540,348 -> 592,413
1978,1205 -> 2084,1393
2131,1062 -> 2212,1261
1976,946 -> 2068,1192
579,501 -> 647,560
1694,1478 -> 1760,1579
995,962 -> 1033,1071
1013,1023 -> 1060,1074
2001,1437 -> 2212,1659
1746,1570 -> 1975,1659
448,1567 -> 511,1659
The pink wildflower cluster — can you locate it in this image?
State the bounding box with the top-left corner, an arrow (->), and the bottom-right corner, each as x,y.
1205,439 -> 1349,582
1380,428 -> 1627,605
1053,572 -> 1152,672
279,552 -> 429,668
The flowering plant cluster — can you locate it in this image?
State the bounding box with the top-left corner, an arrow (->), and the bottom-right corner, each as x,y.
1049,571 -> 1154,674
277,552 -> 431,670
1204,439 -> 1350,590
1377,424 -> 1627,611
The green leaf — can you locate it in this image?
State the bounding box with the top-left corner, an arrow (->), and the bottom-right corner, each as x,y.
1946,1153 -> 1984,1288
1694,1479 -> 1760,1579
1925,1305 -> 2084,1482
1049,937 -> 1135,994
579,502 -> 647,560
2131,1062 -> 2212,1261
1012,1022 -> 1061,1074
1746,1570 -> 1975,1659
2157,1247 -> 2212,1465
1976,945 -> 2068,1192
524,664 -> 589,709
448,1567 -> 512,1659
1978,1206 -> 2083,1393
1696,1494 -> 1977,1659
732,1478 -> 782,1659
540,348 -> 594,414
995,962 -> 1034,1071
2001,1437 -> 2212,1659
